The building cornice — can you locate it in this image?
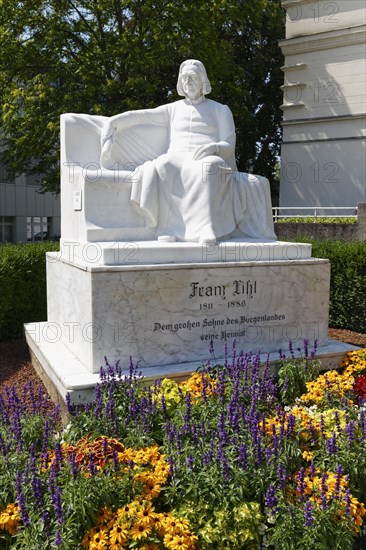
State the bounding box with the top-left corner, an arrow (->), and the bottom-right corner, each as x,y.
279,24 -> 366,55
282,0 -> 323,7
282,113 -> 366,126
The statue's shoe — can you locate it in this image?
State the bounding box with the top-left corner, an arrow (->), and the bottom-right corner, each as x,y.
199,233 -> 216,245
158,235 -> 177,242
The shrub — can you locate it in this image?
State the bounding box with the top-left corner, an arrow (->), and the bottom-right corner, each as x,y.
292,240 -> 366,333
0,242 -> 59,341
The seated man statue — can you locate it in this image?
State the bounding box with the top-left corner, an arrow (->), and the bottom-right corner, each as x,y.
100,59 -> 276,244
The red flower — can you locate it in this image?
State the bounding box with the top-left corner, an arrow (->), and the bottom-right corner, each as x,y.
354,375 -> 366,399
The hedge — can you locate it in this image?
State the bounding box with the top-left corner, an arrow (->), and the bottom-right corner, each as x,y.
0,240 -> 365,342
0,242 -> 59,341
298,240 -> 366,333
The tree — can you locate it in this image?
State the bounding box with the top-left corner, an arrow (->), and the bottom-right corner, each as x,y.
0,0 -> 284,193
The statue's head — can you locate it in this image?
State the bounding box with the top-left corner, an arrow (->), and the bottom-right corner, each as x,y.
177,59 -> 211,99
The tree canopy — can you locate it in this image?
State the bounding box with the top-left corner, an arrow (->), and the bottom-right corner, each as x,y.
0,0 -> 284,194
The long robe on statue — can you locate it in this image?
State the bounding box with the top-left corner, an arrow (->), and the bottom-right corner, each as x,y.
100,98 -> 276,242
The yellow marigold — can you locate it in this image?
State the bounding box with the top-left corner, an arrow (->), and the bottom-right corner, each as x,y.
0,503 -> 21,535
109,523 -> 128,545
341,349 -> 366,376
300,370 -> 354,404
81,479 -> 197,548
179,372 -> 218,400
165,534 -> 190,549
96,506 -> 114,527
136,502 -> 155,525
88,527 -> 109,550
130,521 -> 152,541
302,450 -> 314,461
264,406 -> 320,440
291,468 -> 366,532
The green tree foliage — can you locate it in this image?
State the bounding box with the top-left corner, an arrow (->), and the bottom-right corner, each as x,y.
0,0 -> 284,192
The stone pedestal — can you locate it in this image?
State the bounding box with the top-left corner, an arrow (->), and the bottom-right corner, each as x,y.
24,240 -> 358,404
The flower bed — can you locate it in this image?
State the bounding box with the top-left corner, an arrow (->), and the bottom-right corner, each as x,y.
1,345 -> 366,549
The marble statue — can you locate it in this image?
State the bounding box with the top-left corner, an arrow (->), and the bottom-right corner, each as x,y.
98,59 -> 276,244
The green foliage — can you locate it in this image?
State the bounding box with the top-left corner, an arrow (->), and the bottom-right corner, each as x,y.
0,242 -> 59,341
277,357 -> 320,406
310,240 -> 366,333
0,0 -> 284,192
284,239 -> 366,333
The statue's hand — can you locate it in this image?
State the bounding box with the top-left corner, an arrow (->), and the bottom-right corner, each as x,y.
192,143 -> 218,160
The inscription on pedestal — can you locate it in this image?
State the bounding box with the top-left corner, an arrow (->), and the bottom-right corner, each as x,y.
47,257 -> 330,372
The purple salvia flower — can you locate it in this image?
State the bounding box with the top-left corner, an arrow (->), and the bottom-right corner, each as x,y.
288,340 -> 294,358
203,449 -> 213,466
265,483 -> 278,511
112,448 -> 119,473
160,394 -> 168,419
218,411 -> 228,444
335,464 -> 343,498
217,444 -> 230,484
345,489 -> 352,515
345,420 -> 355,445
68,453 -> 80,479
304,500 -> 314,527
309,461 -> 316,480
307,419 -> 317,445
334,410 -> 341,435
183,393 -> 192,432
297,467 -> 306,501
320,472 -> 329,509
360,409 -> 366,444
88,453 -> 97,477
310,339 -> 318,359
200,421 -> 206,439
103,437 -> 108,457
186,454 -> 194,469
53,486 -> 63,526
55,530 -> 63,546
30,459 -> 43,509
265,447 -> 273,461
277,463 -> 288,491
168,455 -> 175,476
0,433 -> 9,456
288,504 -> 295,520
286,413 -> 296,437
326,432 -> 338,455
94,384 -> 102,417
16,471 -> 30,528
12,403 -> 23,452
54,442 -> 63,473
65,393 -> 75,415
319,414 -> 326,438
303,338 -> 309,359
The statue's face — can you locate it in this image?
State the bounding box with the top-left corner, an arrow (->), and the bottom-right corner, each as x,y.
181,69 -> 203,100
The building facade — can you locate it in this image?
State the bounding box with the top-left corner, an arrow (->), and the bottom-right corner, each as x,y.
279,0 -> 366,213
0,163 -> 60,243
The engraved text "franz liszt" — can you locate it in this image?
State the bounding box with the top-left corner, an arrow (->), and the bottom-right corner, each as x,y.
189,280 -> 257,301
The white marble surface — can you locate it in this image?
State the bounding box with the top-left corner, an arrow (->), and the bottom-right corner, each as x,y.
61,60 -> 276,246
46,253 -> 330,373
59,238 -> 312,266
25,321 -> 360,405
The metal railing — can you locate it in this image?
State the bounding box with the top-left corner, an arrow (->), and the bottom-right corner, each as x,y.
272,206 -> 358,222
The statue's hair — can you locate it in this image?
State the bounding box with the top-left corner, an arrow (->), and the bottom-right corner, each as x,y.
177,59 -> 211,96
